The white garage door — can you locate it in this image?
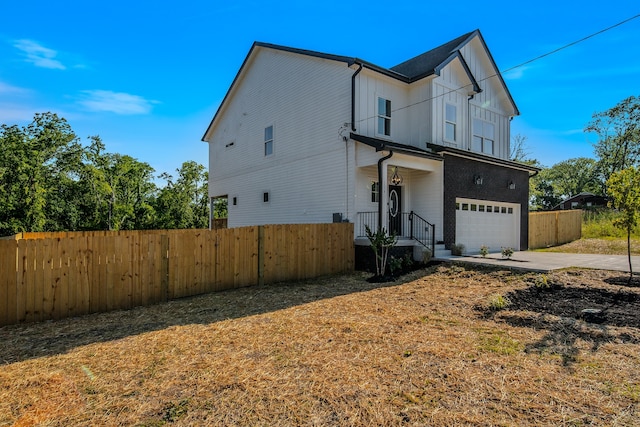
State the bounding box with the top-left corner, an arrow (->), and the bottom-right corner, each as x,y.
455,198 -> 520,254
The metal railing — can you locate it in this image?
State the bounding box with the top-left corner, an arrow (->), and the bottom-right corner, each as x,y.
356,211 -> 435,256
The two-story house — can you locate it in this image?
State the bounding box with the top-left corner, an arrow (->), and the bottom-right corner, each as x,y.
203,30 -> 538,260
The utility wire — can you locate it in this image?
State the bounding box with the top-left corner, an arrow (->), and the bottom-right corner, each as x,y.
356,13 -> 640,123
501,13 -> 640,74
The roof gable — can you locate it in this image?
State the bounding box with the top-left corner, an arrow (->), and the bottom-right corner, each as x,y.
390,31 -> 476,80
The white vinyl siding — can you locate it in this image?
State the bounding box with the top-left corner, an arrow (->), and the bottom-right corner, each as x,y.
207,47 -> 354,227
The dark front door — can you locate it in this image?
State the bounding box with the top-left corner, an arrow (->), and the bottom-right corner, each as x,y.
388,185 -> 402,236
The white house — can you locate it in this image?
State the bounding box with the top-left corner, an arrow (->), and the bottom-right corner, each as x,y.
202,30 -> 538,261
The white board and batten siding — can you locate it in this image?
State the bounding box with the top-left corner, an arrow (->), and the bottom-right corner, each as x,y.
354,69 -> 411,144
433,38 -> 515,161
207,47 -> 355,228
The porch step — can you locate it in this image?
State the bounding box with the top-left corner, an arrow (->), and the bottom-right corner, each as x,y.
433,244 -> 451,258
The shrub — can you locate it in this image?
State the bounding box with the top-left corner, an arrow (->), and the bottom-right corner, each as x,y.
487,294 -> 511,311
451,243 -> 465,256
501,247 -> 514,259
479,245 -> 489,257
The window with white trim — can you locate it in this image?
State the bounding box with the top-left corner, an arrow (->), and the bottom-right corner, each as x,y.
371,181 -> 379,203
377,97 -> 391,136
445,103 -> 457,142
264,125 -> 273,156
472,119 -> 494,155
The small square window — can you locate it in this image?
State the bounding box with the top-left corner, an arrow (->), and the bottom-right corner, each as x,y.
471,204 -> 477,211
263,192 -> 269,203
455,202 -> 460,210
462,203 -> 469,211
508,207 -> 513,214
501,207 -> 507,214
479,205 -> 485,212
486,206 -> 492,213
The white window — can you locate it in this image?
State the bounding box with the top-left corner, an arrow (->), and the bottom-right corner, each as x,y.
377,97 -> 391,136
472,119 -> 494,155
371,181 -> 379,203
264,125 -> 273,156
445,104 -> 457,142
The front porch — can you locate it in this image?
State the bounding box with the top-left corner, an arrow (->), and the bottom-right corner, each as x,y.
355,211 -> 436,258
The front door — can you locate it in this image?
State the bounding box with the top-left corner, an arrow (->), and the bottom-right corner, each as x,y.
388,185 -> 402,236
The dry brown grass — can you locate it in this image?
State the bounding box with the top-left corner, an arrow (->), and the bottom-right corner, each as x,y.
538,237 -> 640,255
1,265 -> 639,426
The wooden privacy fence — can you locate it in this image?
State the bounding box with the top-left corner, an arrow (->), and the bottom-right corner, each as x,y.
0,223 -> 354,327
529,210 -> 582,249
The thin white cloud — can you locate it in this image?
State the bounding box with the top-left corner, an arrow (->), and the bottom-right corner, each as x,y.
78,90 -> 158,115
0,81 -> 28,94
13,39 -> 66,70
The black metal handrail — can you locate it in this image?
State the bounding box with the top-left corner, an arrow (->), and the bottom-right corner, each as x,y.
356,211 -> 435,256
408,211 -> 435,257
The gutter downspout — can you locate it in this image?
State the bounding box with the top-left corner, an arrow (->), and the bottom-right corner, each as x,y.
351,62 -> 363,132
377,150 -> 393,232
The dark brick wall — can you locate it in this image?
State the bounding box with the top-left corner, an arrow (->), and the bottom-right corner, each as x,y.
443,154 -> 530,251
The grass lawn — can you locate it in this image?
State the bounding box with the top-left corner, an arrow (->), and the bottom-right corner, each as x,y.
536,237 -> 640,255
1,264 -> 639,426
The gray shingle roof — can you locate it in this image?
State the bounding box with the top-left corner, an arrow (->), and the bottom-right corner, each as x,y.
390,31 -> 477,80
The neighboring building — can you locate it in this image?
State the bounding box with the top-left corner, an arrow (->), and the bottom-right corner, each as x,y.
554,192 -> 609,210
202,30 -> 539,258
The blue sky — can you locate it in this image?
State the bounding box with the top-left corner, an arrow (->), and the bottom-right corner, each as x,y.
1,1 -> 639,176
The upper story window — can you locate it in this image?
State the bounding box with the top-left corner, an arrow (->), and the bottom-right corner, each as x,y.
445,104 -> 457,142
264,125 -> 273,156
377,97 -> 391,136
472,119 -> 494,155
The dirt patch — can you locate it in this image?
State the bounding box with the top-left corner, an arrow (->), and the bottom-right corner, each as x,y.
503,271 -> 640,328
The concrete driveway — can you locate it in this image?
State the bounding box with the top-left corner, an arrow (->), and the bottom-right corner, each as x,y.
438,251 -> 639,273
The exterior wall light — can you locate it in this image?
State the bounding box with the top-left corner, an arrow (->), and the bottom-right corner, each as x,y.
508,181 -> 516,190
473,175 -> 483,185
390,166 -> 403,185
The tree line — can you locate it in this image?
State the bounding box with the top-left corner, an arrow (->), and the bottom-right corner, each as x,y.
513,95 -> 640,211
0,112 -> 221,236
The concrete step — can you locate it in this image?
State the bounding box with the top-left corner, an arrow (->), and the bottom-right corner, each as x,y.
434,244 -> 451,258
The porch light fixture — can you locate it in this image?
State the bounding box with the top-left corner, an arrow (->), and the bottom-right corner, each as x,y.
508,180 -> 516,190
390,166 -> 403,185
473,175 -> 483,185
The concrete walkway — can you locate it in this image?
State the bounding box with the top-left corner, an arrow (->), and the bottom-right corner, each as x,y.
437,251 -> 639,273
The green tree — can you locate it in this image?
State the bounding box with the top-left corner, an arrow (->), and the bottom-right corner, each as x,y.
544,157 -> 601,199
586,95 -> 640,190
606,166 -> 640,282
153,161 -> 209,229
0,113 -> 84,235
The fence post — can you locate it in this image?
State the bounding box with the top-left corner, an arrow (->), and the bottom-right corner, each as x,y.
258,226 -> 264,286
160,234 -> 169,301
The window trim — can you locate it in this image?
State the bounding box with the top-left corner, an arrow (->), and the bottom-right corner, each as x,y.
377,97 -> 391,137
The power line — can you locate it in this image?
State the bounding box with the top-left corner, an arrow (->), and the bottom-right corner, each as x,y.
356,13 -> 640,123
501,13 -> 640,74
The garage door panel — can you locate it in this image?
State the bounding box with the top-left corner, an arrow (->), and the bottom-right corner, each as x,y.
455,198 -> 519,253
